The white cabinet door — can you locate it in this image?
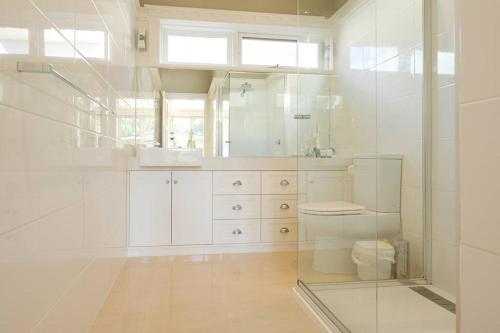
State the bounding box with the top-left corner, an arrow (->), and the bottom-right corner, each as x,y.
129,171 -> 172,247
172,171 -> 213,245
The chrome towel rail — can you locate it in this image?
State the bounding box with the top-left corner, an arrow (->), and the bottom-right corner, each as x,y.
16,61 -> 114,115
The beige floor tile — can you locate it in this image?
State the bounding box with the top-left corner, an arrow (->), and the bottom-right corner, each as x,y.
91,252 -> 323,333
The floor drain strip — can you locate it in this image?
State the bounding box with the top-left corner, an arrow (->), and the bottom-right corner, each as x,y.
409,286 -> 456,314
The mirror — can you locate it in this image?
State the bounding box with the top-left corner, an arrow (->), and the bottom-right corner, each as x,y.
132,67 -> 335,158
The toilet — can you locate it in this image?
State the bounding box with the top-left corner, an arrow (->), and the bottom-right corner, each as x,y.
299,154 -> 402,274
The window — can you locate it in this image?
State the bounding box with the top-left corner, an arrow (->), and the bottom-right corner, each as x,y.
0,27 -> 29,55
44,29 -> 75,58
161,25 -> 231,65
159,21 -> 331,70
166,97 -> 205,151
75,30 -> 107,59
241,36 -> 320,69
44,28 -> 107,59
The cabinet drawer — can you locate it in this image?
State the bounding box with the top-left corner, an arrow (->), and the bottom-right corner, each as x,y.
261,222 -> 297,243
261,195 -> 298,218
213,195 -> 261,219
262,171 -> 298,194
213,220 -> 261,244
213,171 -> 261,195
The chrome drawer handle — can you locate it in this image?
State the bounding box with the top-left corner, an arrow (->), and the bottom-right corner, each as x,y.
232,180 -> 242,186
280,179 -> 290,186
232,229 -> 243,235
280,227 -> 290,234
280,203 -> 290,210
232,204 -> 242,211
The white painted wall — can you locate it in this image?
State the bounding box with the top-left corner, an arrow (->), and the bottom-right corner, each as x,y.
457,0 -> 500,331
0,0 -> 135,331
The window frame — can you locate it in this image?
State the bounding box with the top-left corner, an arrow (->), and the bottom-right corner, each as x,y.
159,24 -> 234,66
238,32 -> 326,70
159,20 -> 333,72
237,32 -> 300,69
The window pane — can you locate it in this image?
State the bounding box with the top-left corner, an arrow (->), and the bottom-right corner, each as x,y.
75,30 -> 106,59
44,29 -> 106,59
0,27 -> 29,55
167,35 -> 227,64
167,98 -> 205,152
241,38 -> 297,67
298,42 -> 319,68
44,29 -> 75,58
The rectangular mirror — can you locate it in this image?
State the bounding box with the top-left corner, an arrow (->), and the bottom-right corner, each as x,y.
130,67 -> 335,158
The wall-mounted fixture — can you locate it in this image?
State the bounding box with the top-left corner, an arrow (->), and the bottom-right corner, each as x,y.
137,28 -> 147,51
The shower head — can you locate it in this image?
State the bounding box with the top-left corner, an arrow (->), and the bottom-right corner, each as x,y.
240,82 -> 252,97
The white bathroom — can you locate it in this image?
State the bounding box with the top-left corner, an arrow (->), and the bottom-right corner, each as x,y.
0,0 -> 498,332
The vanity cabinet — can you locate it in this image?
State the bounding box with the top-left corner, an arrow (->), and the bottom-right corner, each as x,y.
172,171 -> 212,245
129,170 -> 300,249
129,171 -> 212,247
129,171 -> 172,247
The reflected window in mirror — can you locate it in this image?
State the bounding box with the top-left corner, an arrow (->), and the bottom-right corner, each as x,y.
166,95 -> 206,153
0,27 -> 29,55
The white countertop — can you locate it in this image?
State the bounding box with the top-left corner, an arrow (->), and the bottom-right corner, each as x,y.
128,156 -> 352,171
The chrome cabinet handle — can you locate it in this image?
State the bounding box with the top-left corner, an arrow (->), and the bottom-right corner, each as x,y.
280,227 -> 290,234
232,204 -> 242,211
232,229 -> 243,235
165,180 -> 170,184
232,180 -> 242,186
173,180 -> 178,184
280,203 -> 290,210
280,179 -> 290,186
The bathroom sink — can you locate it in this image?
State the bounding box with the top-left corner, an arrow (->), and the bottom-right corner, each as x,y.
138,147 -> 202,167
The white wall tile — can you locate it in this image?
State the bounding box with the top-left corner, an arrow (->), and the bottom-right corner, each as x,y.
457,0 -> 500,102
431,189 -> 457,245
459,99 -> 500,254
432,240 -> 457,296
0,0 -> 135,331
460,245 -> 500,332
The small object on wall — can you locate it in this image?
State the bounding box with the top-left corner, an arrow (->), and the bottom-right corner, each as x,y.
137,28 -> 147,51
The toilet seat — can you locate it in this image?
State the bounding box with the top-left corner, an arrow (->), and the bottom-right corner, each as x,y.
299,201 -> 366,216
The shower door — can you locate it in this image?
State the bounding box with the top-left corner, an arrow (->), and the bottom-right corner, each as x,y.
296,1 -> 379,331
296,0 -> 430,332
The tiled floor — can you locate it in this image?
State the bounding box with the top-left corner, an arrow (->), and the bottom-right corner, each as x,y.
90,252 -> 324,333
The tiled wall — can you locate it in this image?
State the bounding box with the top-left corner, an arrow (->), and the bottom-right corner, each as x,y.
0,0 -> 135,332
332,0 -> 424,278
457,0 -> 500,331
431,0 -> 457,297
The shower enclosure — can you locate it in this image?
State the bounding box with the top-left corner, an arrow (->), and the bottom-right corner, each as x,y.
296,0 -> 458,332
214,72 -> 332,157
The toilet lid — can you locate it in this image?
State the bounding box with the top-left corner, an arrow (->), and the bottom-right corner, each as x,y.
299,201 -> 366,215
